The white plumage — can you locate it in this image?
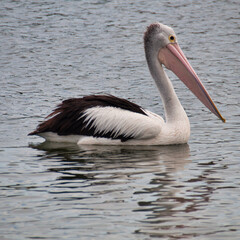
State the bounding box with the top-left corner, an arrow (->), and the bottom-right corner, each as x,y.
81,107 -> 163,140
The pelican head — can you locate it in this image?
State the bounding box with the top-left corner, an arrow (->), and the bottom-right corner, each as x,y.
144,22 -> 225,122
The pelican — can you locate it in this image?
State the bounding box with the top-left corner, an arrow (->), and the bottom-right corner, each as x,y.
29,23 -> 225,145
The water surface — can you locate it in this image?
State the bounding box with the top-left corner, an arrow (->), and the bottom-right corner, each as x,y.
0,0 -> 240,239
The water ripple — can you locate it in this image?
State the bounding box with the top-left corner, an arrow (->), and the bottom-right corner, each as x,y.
0,0 -> 240,239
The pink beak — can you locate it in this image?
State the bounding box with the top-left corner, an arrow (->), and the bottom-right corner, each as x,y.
158,43 -> 225,122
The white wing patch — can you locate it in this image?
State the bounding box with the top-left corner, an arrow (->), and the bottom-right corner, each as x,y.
81,106 -> 163,140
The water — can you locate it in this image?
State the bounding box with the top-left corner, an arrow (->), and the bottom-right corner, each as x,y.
0,0 -> 239,239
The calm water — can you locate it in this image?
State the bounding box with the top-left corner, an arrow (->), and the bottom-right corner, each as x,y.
0,0 -> 240,239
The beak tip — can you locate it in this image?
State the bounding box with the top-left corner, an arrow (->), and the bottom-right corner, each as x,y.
219,114 -> 226,123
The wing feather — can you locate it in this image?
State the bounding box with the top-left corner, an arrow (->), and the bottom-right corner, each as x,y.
82,107 -> 163,140
29,95 -> 163,142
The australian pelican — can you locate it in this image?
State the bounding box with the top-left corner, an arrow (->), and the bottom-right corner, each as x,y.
29,23 -> 225,145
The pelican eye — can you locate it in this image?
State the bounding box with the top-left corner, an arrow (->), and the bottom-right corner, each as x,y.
168,35 -> 175,43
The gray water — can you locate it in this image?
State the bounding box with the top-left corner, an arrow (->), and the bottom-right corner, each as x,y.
0,0 -> 240,239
